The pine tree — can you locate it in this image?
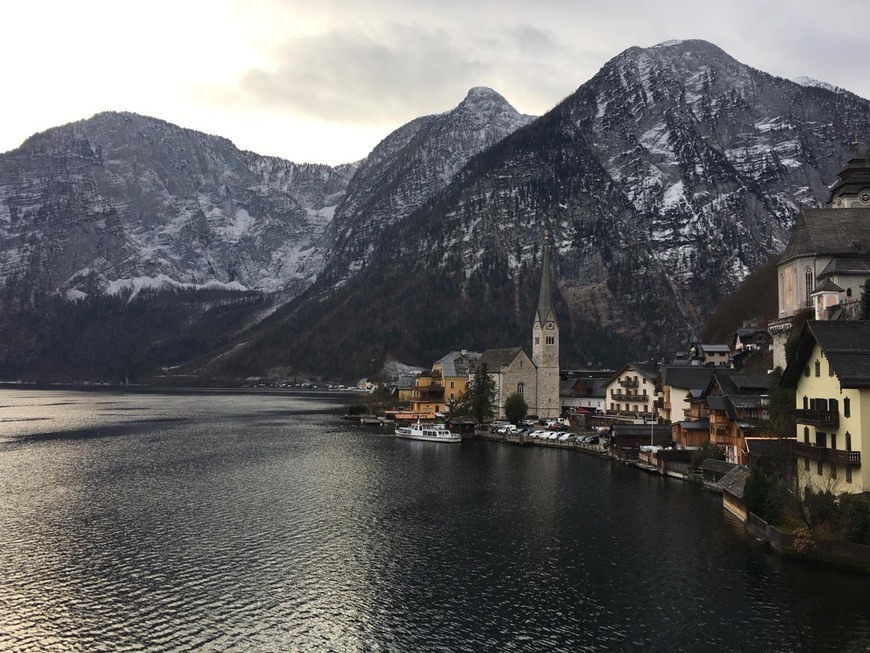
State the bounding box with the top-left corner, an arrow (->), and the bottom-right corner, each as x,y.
861,279 -> 870,320
454,363 -> 498,424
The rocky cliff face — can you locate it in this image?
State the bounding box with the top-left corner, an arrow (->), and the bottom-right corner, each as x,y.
0,112 -> 355,300
320,87 -> 535,285
226,39 -> 870,379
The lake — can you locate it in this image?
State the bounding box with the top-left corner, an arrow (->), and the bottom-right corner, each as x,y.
0,389 -> 868,652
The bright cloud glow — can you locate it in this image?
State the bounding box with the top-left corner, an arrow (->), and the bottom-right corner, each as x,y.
2,0 -> 869,165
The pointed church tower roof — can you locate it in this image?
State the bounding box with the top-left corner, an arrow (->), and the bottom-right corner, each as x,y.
536,235 -> 554,324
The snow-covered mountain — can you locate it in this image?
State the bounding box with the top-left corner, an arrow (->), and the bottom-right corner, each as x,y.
0,112 -> 356,300
320,86 -> 536,285
215,39 -> 870,379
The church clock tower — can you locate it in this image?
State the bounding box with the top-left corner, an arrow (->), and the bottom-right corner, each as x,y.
532,237 -> 560,418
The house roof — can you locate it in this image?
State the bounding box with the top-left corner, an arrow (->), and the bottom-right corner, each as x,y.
781,321 -> 870,389
397,374 -> 416,390
699,343 -> 731,354
745,438 -> 796,458
607,361 -> 659,386
678,420 -> 710,430
479,347 -> 527,371
779,207 -> 870,265
716,466 -> 751,499
434,350 -> 481,377
661,365 -> 716,391
701,459 -> 736,475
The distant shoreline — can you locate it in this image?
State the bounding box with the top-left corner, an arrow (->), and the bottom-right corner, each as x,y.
0,382 -> 366,398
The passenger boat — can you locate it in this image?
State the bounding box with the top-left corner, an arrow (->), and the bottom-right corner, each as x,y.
395,420 -> 461,443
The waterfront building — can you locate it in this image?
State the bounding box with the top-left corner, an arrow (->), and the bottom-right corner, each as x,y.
781,320 -> 870,494
769,155 -> 870,369
603,362 -> 659,422
479,347 -> 538,418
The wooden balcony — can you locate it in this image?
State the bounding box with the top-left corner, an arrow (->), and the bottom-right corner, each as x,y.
794,409 -> 839,429
412,386 -> 444,401
619,378 -> 639,388
612,392 -> 648,402
795,442 -> 861,466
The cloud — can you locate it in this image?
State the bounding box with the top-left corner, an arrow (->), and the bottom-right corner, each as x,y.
236,24 -> 493,124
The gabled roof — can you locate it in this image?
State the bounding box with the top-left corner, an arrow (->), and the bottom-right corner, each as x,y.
698,343 -> 731,354
660,365 -> 716,391
479,347 -> 527,371
716,466 -> 751,499
434,350 -> 481,377
701,459 -> 736,475
779,208 -> 870,265
782,321 -> 870,389
606,361 -> 659,386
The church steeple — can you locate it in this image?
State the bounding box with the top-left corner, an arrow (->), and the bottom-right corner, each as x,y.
531,233 -> 560,418
536,235 -> 554,325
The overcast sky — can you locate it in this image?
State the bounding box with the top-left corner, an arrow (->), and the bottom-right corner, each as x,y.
3,0 -> 869,165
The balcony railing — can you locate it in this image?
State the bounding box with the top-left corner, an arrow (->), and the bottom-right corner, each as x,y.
794,409 -> 839,428
412,386 -> 444,401
619,378 -> 639,388
795,442 -> 861,466
611,392 -> 649,403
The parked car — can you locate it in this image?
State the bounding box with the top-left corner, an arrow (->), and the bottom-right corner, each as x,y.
531,430 -> 548,439
558,432 -> 573,442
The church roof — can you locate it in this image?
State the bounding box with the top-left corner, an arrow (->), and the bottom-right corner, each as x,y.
536,240 -> 554,324
817,257 -> 870,277
779,208 -> 870,264
811,278 -> 844,294
479,347 -> 527,371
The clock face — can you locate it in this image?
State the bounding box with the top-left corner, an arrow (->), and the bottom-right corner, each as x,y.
861,191 -> 870,204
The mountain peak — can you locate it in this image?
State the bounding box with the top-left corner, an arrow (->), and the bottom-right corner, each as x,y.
463,86 -> 506,103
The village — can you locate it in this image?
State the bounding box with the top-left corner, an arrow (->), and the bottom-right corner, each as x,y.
351,152 -> 870,572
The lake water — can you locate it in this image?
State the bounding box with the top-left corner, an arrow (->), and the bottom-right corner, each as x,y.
0,389 -> 868,652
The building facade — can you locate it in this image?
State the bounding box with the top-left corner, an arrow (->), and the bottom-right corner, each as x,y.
782,321 -> 870,494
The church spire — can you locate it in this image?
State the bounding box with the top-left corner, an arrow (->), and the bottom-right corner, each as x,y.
536,233 -> 554,325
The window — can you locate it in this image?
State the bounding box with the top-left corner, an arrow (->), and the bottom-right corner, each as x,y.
816,431 -> 827,448
803,427 -> 809,443
844,398 -> 851,418
545,336 -> 555,345
450,392 -> 455,400
846,432 -> 852,451
535,337 -> 540,345
831,434 -> 837,451
802,396 -> 808,409
817,460 -> 823,475
517,382 -> 524,397
814,361 -> 821,377
846,466 -> 852,483
805,267 -> 813,306
847,287 -> 853,298
450,381 -> 455,389
804,366 -> 810,377
831,464 -> 838,480
804,457 -> 810,472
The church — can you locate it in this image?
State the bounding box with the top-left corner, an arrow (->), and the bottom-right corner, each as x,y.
479,241 -> 561,419
769,152 -> 870,368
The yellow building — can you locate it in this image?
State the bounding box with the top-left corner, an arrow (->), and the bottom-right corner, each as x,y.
782,321 -> 870,494
408,350 -> 481,416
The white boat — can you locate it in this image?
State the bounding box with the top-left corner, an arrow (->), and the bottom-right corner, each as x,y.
395,420 -> 461,443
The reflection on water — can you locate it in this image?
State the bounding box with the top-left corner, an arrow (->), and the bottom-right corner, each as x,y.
0,389 -> 868,652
